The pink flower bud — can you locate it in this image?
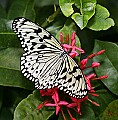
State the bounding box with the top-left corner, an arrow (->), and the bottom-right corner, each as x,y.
66,34 -> 69,43
60,32 -> 63,43
99,75 -> 108,79
92,101 -> 100,106
69,51 -> 79,58
96,50 -> 105,55
75,47 -> 85,53
91,93 -> 99,97
86,73 -> 96,79
62,44 -> 72,49
37,103 -> 43,109
92,62 -> 100,68
71,39 -> 76,46
88,54 -> 95,59
90,89 -> 95,93
71,31 -> 76,40
80,58 -> 88,69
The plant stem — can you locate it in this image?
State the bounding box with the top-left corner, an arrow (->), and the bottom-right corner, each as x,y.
41,7 -> 60,28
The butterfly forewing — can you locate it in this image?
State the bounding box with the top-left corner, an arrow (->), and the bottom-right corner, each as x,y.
12,17 -> 62,54
12,17 -> 88,98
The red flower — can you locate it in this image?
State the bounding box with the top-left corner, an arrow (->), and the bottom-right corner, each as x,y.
37,32 -> 108,120
44,90 -> 69,115
60,32 -> 84,58
40,87 -> 58,96
67,96 -> 88,115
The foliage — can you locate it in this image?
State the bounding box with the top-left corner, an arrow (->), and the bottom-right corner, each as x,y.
0,0 -> 117,120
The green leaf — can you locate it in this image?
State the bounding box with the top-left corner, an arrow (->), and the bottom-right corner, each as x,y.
0,4 -> 7,18
0,48 -> 22,70
59,104 -> 95,120
35,0 -> 58,7
102,99 -> 118,120
0,107 -> 13,120
0,48 -> 34,89
77,104 -> 95,120
71,0 -> 96,29
0,19 -> 20,48
7,0 -> 35,21
89,89 -> 117,119
87,4 -> 115,31
14,91 -> 55,120
59,0 -> 74,17
56,19 -> 76,38
93,40 -> 118,95
56,19 -> 80,46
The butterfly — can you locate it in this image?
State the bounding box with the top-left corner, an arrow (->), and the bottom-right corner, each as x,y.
12,17 -> 88,98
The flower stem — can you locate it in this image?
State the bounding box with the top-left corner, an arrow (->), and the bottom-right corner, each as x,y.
88,99 -> 100,106
67,108 -> 76,120
61,109 -> 66,120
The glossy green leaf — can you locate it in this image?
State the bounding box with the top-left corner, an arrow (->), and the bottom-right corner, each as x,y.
0,19 -> 20,48
0,48 -> 22,70
102,99 -> 118,120
0,48 -> 34,89
14,91 -> 55,120
77,104 -> 95,120
7,0 -> 35,21
59,0 -> 74,17
89,89 -> 117,119
56,19 -> 80,46
87,4 -> 115,31
56,19 -> 76,38
71,0 -> 96,29
93,40 -> 118,95
59,104 -> 95,120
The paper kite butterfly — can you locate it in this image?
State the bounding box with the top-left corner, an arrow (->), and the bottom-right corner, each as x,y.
12,17 -> 88,98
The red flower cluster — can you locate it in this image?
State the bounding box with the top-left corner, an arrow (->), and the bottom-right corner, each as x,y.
37,32 -> 108,120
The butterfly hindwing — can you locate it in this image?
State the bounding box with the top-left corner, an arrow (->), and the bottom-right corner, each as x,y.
21,51 -> 63,89
12,17 -> 88,98
55,55 -> 88,98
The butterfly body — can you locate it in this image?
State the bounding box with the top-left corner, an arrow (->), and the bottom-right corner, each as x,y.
12,17 -> 88,98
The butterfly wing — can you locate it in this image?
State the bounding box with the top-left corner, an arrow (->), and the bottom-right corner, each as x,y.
12,17 -> 88,98
55,54 -> 88,98
12,17 -> 64,88
12,17 -> 63,54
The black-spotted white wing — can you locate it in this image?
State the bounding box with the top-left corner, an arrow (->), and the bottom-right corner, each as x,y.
12,17 -> 88,98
